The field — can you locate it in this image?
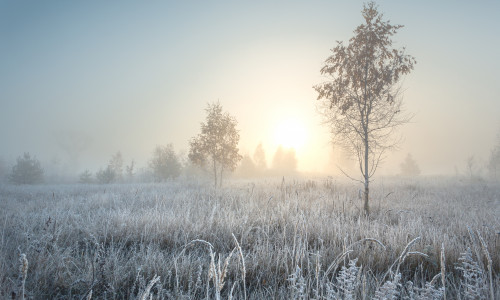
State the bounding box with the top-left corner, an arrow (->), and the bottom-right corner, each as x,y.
0,177 -> 498,299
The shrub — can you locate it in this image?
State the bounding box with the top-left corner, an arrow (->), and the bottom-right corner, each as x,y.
95,166 -> 116,184
8,152 -> 44,184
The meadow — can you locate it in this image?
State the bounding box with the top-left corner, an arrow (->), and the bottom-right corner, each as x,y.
0,177 -> 498,299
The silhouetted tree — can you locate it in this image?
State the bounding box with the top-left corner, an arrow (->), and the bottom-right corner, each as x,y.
9,153 -> 44,184
487,132 -> 500,180
55,130 -> 91,174
314,2 -> 415,214
237,154 -> 256,178
0,157 -> 6,182
109,151 -> 124,181
465,155 -> 480,180
400,153 -> 420,176
126,160 -> 135,182
95,166 -> 115,184
272,146 -> 297,175
149,144 -> 181,181
189,102 -> 242,188
79,169 -> 93,183
253,143 -> 267,172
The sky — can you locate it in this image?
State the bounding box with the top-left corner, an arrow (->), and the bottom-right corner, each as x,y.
1,0 -> 499,176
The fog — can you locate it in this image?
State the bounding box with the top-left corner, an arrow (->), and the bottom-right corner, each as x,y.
1,1 -> 499,180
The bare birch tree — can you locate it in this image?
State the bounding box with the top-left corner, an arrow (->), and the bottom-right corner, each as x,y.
314,2 -> 416,214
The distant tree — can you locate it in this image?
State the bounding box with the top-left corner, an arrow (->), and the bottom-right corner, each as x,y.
149,144 -> 181,182
465,155 -> 482,180
314,2 -> 415,214
272,146 -> 298,175
109,151 -> 124,181
126,160 -> 135,182
253,143 -> 267,172
400,153 -> 421,176
8,153 -> 44,184
487,132 -> 500,180
79,169 -> 93,183
189,102 -> 242,188
237,154 -> 257,178
95,166 -> 115,184
0,157 -> 7,182
55,130 -> 91,174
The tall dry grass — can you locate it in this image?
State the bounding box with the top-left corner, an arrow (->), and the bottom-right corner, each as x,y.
0,177 -> 498,299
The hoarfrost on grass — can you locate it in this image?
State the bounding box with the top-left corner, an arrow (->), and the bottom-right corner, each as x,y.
0,178 -> 498,299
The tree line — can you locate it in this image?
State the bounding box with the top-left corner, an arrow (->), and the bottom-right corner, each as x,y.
0,102 -> 297,186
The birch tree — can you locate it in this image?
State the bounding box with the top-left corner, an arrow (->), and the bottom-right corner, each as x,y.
189,102 -> 242,188
150,144 -> 181,181
314,2 -> 416,214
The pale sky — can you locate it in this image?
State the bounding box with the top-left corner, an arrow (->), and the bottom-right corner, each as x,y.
1,1 -> 499,176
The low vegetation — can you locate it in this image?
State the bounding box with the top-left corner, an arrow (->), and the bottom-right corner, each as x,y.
0,177 -> 498,299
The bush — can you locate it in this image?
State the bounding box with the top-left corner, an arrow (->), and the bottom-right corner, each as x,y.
95,166 -> 116,184
8,153 -> 44,184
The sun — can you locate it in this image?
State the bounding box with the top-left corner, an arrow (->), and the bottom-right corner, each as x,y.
274,119 -> 307,150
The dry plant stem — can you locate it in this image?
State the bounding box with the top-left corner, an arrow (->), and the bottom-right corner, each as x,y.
441,242 -> 446,300
477,231 -> 494,300
85,289 -> 92,300
207,243 -> 235,300
315,251 -> 320,300
324,250 -> 353,277
139,274 -> 160,300
228,281 -> 237,300
407,251 -> 429,258
174,259 -> 180,294
232,233 -> 247,300
18,253 -> 28,300
381,236 -> 421,282
396,237 -> 421,273
362,273 -> 367,300
467,226 -> 484,270
429,273 -> 441,286
347,237 -> 387,251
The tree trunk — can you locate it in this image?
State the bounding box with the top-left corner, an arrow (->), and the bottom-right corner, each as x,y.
364,130 -> 370,215
362,63 -> 370,216
219,166 -> 223,188
364,179 -> 369,215
213,159 -> 217,189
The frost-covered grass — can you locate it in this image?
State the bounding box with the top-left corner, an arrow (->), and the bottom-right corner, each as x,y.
0,177 -> 498,299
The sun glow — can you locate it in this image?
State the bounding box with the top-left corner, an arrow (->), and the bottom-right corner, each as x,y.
274,119 -> 307,150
